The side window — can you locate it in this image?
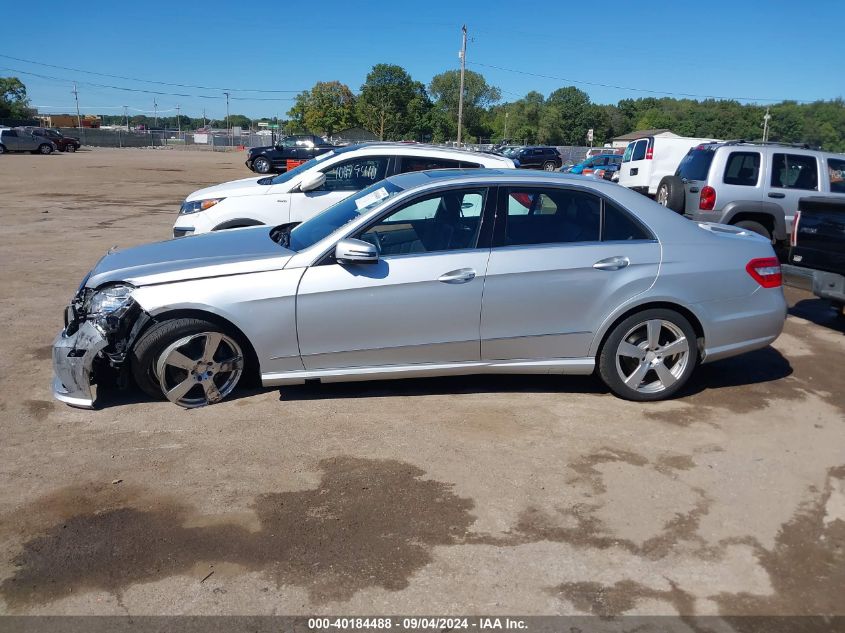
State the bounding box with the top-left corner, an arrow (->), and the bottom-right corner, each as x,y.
282,137 -> 296,147
622,142 -> 635,162
631,140 -> 647,161
397,157 -> 461,174
358,188 -> 487,256
771,153 -> 818,190
4,130 -> 17,137
458,161 -> 481,169
603,200 -> 652,241
828,158 -> 845,194
723,152 -> 760,186
321,156 -> 389,192
498,188 -> 600,247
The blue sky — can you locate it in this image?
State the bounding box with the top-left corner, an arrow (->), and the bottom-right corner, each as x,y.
3,0 -> 843,120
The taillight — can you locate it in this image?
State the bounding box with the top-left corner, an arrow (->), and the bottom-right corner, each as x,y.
583,168 -> 594,175
746,257 -> 782,288
645,146 -> 653,160
699,186 -> 716,210
790,211 -> 801,247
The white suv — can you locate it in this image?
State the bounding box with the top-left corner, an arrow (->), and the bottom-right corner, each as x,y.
173,144 -> 515,237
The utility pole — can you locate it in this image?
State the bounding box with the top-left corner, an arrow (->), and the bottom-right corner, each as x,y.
153,99 -> 158,128
456,24 -> 467,147
503,111 -> 509,141
202,108 -> 206,128
123,105 -> 129,130
223,91 -> 231,146
71,82 -> 83,141
762,107 -> 771,142
176,104 -> 181,135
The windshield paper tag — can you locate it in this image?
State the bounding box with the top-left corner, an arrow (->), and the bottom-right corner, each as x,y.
355,187 -> 389,210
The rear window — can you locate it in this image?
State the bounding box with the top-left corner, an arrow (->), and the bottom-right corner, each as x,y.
829,158 -> 845,194
676,148 -> 715,181
631,139 -> 648,161
723,152 -> 760,186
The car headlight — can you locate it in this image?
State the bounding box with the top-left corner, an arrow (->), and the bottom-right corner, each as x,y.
180,198 -> 225,214
85,284 -> 134,318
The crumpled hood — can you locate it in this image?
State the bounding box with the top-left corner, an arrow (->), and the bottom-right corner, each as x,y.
185,175 -> 275,201
86,226 -> 293,288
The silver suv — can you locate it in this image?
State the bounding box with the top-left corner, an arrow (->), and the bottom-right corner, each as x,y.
0,128 -> 56,154
654,141 -> 845,244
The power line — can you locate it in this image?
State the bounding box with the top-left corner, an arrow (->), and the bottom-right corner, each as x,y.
468,61 -> 819,104
0,53 -> 304,93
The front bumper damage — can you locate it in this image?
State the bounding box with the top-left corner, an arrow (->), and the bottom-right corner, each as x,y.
52,320 -> 108,408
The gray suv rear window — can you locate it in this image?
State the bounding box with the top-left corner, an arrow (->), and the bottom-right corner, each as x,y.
676,148 -> 715,181
723,152 -> 760,186
771,153 -> 818,190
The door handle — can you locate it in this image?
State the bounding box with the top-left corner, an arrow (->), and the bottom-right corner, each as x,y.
593,256 -> 630,271
768,192 -> 785,199
438,268 -> 476,284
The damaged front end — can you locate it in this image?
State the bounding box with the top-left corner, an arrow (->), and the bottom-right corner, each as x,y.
52,281 -> 148,408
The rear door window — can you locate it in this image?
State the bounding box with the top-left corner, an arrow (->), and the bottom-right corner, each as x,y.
771,153 -> 818,190
828,158 -> 845,194
631,139 -> 648,161
397,157 -> 461,174
622,142 -> 635,162
723,152 -> 761,186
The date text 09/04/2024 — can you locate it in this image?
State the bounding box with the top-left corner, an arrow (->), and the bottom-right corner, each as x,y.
307,618 -> 528,630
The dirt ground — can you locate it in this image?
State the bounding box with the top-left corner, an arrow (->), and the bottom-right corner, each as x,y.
0,147 -> 842,617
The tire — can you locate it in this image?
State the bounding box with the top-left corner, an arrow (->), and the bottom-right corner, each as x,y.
542,161 -> 556,171
252,156 -> 271,174
0,144 -> 6,154
65,144 -> 77,153
38,143 -> 53,155
130,318 -> 246,408
655,176 -> 686,212
734,220 -> 772,242
598,308 -> 698,402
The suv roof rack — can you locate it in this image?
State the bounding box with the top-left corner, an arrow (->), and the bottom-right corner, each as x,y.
719,139 -> 817,150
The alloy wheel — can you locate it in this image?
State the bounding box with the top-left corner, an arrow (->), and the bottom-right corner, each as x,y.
254,157 -> 270,173
155,332 -> 244,407
656,185 -> 669,206
614,319 -> 690,394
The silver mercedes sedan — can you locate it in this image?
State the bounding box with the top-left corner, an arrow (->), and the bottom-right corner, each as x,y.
52,169 -> 786,409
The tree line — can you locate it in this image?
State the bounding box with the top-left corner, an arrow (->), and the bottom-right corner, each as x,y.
3,67 -> 844,152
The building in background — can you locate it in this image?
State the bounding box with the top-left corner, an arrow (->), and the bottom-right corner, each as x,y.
36,114 -> 102,128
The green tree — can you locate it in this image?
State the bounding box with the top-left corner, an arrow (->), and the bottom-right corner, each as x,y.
289,81 -> 357,137
357,64 -> 431,140
428,70 -> 501,141
0,77 -> 32,119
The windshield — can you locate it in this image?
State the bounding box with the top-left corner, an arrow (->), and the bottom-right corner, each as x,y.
269,151 -> 335,186
286,180 -> 404,251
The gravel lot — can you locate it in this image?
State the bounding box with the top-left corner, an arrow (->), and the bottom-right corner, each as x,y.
0,148 -> 842,617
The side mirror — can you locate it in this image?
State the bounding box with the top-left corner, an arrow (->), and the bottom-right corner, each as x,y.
299,171 -> 326,192
335,238 -> 378,265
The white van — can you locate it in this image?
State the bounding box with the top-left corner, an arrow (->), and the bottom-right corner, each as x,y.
618,135 -> 718,196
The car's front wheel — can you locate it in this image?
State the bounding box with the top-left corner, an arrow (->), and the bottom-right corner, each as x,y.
598,308 -> 698,401
542,161 -> 556,171
252,156 -> 271,173
65,144 -> 77,153
38,143 -> 53,155
131,318 -> 245,407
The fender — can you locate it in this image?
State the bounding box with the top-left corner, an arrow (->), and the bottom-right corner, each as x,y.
212,218 -> 265,231
720,201 -> 787,241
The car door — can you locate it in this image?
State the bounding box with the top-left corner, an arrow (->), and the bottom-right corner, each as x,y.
481,185 -> 660,361
3,130 -> 20,150
296,186 -> 493,370
288,155 -> 392,223
766,152 -> 820,234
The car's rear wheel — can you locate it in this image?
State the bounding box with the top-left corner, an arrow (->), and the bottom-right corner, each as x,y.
656,176 -> 686,212
38,143 -> 53,155
252,156 -> 271,173
734,220 -> 772,242
598,308 -> 698,401
131,318 -> 245,408
65,144 -> 77,153
542,161 -> 556,171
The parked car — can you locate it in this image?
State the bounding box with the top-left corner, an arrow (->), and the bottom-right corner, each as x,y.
173,144 -> 515,237
513,146 -> 563,171
0,128 -> 56,154
783,196 -> 845,317
618,135 -> 719,196
585,147 -> 623,160
656,141 -> 845,245
568,154 -> 623,175
245,134 -> 336,174
22,127 -> 81,152
54,169 -> 785,410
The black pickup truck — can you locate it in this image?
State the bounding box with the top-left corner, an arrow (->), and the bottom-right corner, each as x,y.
784,196 -> 845,316
245,134 -> 336,174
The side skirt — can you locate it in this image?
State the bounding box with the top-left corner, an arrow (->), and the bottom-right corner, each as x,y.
262,357 -> 595,387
